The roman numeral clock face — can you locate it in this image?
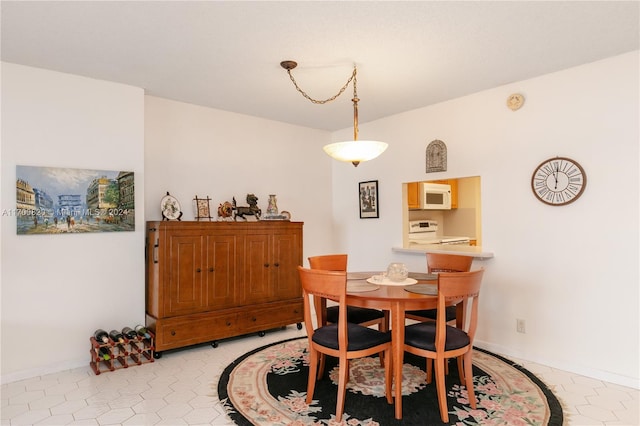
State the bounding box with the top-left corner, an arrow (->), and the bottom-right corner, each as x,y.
531,157 -> 586,206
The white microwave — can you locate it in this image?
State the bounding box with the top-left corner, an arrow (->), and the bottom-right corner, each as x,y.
421,182 -> 451,210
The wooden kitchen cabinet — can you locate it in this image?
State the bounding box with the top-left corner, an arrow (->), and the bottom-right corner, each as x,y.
407,182 -> 420,209
449,180 -> 458,209
145,221 -> 303,356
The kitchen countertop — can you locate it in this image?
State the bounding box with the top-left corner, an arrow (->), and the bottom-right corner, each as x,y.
393,243 -> 494,259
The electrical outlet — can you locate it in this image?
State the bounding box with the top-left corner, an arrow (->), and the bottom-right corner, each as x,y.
516,319 -> 526,333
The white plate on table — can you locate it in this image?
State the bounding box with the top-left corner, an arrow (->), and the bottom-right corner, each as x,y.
366,276 -> 418,286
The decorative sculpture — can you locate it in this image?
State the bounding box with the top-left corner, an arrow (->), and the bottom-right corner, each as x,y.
233,194 -> 261,220
217,201 -> 233,219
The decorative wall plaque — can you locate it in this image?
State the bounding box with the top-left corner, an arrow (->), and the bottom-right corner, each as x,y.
426,139 -> 447,173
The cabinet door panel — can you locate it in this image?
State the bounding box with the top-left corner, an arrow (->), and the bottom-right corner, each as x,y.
407,182 -> 420,209
166,234 -> 205,316
206,234 -> 237,309
244,233 -> 271,303
271,230 -> 302,300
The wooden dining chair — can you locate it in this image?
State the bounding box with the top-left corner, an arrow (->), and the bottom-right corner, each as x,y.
403,268 -> 484,423
308,254 -> 388,331
298,266 -> 393,422
405,253 -> 473,323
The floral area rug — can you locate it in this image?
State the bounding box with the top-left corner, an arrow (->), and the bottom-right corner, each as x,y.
218,337 -> 564,425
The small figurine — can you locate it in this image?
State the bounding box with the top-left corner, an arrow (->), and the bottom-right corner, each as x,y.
233,194 -> 261,220
217,201 -> 233,220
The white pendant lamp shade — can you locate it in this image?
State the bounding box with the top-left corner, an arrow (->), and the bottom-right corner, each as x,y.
323,140 -> 388,164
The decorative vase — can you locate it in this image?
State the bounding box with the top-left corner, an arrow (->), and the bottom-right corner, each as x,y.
266,194 -> 278,216
386,262 -> 409,282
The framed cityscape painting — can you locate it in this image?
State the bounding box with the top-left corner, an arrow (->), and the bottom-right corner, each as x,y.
359,180 -> 379,219
15,165 -> 135,235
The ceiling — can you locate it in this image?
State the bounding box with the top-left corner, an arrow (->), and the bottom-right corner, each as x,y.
2,1 -> 638,132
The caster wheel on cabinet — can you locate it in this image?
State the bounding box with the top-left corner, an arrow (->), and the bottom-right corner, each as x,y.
211,341 -> 219,348
153,351 -> 162,359
296,323 -> 303,330
258,331 -> 266,337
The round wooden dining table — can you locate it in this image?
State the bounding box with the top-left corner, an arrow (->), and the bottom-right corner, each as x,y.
345,271 -> 448,420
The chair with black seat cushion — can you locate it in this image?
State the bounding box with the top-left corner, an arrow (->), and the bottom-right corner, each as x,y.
405,253 -> 473,324
308,254 -> 388,331
298,266 -> 393,422
403,268 -> 484,423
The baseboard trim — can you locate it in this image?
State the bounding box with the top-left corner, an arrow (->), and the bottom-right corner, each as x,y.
1,357 -> 88,385
474,339 -> 639,390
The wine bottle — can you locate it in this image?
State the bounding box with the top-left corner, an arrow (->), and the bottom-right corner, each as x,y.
94,329 -> 110,344
121,326 -> 138,340
109,329 -> 125,344
135,324 -> 151,339
97,346 -> 111,361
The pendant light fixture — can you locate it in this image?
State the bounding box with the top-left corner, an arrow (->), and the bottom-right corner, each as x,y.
280,60 -> 388,167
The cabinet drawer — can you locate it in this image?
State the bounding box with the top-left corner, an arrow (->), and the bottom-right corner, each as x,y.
238,300 -> 303,332
155,312 -> 240,351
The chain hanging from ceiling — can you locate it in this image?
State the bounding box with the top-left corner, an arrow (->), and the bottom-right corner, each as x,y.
280,61 -> 357,105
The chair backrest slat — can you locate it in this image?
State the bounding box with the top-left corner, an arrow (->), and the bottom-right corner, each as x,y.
426,253 -> 473,273
308,254 -> 348,271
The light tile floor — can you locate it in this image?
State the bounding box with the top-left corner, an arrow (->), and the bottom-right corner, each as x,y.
1,326 -> 638,425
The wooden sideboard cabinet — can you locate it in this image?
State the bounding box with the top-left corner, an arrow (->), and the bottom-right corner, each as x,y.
145,221 -> 303,356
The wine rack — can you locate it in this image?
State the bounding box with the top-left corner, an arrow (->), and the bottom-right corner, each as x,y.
89,331 -> 155,375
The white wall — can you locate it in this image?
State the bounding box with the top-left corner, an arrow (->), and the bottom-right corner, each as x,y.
0,70 -> 337,383
1,63 -> 145,382
331,51 -> 639,387
144,96 -> 336,260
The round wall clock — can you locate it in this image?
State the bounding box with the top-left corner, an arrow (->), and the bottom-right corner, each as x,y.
531,157 -> 586,206
161,192 -> 183,220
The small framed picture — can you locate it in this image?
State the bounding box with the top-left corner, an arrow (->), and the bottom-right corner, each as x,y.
359,180 -> 379,219
194,196 -> 212,221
